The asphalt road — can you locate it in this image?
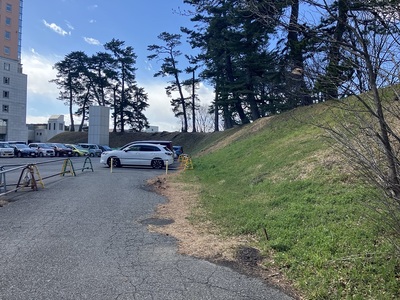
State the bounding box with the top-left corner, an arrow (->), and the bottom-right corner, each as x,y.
0,157 -> 293,300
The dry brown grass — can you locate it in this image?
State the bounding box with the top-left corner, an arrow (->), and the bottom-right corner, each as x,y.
148,172 -> 301,299
199,117 -> 273,156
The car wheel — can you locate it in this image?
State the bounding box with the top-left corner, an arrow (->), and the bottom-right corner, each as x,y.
74,152 -> 79,157
38,152 -> 43,157
17,152 -> 22,158
89,153 -> 94,157
151,159 -> 164,169
107,157 -> 121,168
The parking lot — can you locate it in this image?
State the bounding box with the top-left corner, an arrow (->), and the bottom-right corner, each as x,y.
0,155 -> 292,299
0,155 -> 177,196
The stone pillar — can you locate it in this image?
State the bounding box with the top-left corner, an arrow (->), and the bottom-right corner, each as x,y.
88,106 -> 110,145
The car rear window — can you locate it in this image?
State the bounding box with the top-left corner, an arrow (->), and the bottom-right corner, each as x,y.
140,145 -> 160,152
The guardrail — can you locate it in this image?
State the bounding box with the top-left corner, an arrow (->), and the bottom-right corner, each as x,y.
0,157 -> 93,197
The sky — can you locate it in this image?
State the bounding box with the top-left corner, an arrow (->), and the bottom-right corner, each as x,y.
21,0 -> 214,132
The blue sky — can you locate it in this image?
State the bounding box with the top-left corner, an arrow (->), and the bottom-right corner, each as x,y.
21,0 -> 213,131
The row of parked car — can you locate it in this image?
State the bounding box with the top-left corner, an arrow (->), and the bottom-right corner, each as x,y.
0,142 -> 112,158
0,140 -> 185,170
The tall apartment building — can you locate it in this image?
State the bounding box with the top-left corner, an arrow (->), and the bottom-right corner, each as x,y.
0,0 -> 27,142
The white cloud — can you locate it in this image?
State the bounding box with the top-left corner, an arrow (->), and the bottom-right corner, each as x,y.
42,20 -> 70,36
141,80 -> 214,132
22,50 -> 58,98
22,51 -> 70,125
144,60 -> 153,72
83,37 -> 101,46
65,21 -> 74,30
197,82 -> 214,105
140,82 -> 180,131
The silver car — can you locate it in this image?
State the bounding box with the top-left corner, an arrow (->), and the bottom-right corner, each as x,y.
77,143 -> 103,157
0,142 -> 15,158
28,143 -> 55,157
100,143 -> 174,169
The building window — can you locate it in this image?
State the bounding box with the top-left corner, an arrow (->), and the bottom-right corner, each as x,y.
3,91 -> 9,98
5,31 -> 10,40
2,105 -> 9,113
4,46 -> 10,55
48,124 -> 51,130
4,63 -> 10,71
53,123 -> 56,130
5,17 -> 11,26
3,77 -> 10,85
6,4 -> 12,12
59,123 -> 63,130
0,119 -> 7,135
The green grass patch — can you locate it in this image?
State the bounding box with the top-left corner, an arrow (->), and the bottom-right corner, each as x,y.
181,106 -> 400,299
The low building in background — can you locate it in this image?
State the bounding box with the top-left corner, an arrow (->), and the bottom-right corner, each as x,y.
27,123 -> 48,143
145,126 -> 159,133
27,115 -> 66,143
47,115 -> 65,141
26,111 -> 159,144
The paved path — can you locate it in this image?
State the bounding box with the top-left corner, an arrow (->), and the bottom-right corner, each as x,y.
0,160 -> 293,299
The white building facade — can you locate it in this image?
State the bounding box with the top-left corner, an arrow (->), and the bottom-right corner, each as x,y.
47,115 -> 65,141
0,0 -> 28,142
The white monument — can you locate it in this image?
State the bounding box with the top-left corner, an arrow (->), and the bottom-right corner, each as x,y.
88,106 -> 110,145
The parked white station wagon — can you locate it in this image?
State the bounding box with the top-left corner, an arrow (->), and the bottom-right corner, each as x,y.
100,143 -> 174,169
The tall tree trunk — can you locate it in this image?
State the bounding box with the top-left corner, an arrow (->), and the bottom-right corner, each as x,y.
287,0 -> 311,106
191,69 -> 196,132
222,103 -> 233,129
246,80 -> 260,121
68,75 -> 75,132
214,82 -> 220,132
120,71 -> 125,133
214,101 -> 219,132
79,94 -> 89,132
225,55 -> 250,124
113,88 -> 118,133
324,0 -> 348,100
175,76 -> 188,132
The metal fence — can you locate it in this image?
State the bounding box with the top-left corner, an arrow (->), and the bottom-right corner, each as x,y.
0,157 -> 93,196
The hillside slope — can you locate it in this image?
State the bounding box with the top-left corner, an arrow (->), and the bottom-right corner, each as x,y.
48,130 -> 236,156
150,104 -> 399,299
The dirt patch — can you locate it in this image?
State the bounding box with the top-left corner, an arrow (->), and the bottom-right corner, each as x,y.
148,173 -> 301,299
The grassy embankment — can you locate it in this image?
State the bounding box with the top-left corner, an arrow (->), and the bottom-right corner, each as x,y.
178,102 -> 399,299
